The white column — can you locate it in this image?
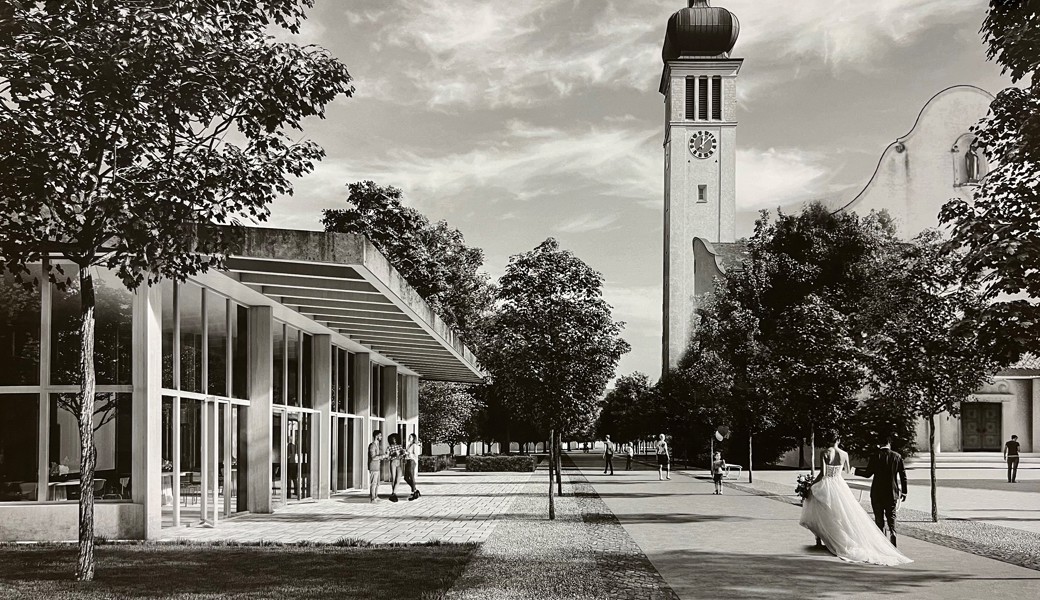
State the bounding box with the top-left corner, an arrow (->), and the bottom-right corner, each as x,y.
132,283 -> 163,538
353,352 -> 372,490
246,306 -> 273,513
314,335 -> 332,499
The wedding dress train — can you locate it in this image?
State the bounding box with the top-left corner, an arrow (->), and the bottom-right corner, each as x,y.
799,464 -> 913,566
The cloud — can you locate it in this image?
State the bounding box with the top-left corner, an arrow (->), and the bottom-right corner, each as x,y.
602,284 -> 661,330
554,213 -> 620,234
736,147 -> 833,209
350,0 -> 985,109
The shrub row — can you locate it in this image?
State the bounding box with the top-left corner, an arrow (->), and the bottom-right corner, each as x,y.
465,455 -> 537,472
418,455 -> 456,473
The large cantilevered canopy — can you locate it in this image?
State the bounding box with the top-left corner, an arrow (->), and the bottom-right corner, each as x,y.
223,227 -> 483,384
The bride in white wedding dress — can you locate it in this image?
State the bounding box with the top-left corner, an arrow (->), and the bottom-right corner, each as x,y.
799,432 -> 912,566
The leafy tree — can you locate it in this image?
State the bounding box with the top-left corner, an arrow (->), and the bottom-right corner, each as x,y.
595,372 -> 653,445
868,230 -> 1003,521
480,238 -> 629,519
0,1 -> 351,580
941,0 -> 1040,363
322,181 -> 494,342
417,381 -> 482,456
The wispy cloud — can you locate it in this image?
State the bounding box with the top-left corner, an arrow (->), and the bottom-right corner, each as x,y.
554,213 -> 620,234
736,147 -> 833,209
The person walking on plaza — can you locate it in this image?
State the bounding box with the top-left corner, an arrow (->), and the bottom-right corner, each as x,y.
855,435 -> 908,548
385,433 -> 405,502
656,434 -> 671,480
625,443 -> 634,470
1004,434 -> 1021,483
711,451 -> 726,494
603,435 -> 615,475
404,433 -> 422,501
368,430 -> 387,503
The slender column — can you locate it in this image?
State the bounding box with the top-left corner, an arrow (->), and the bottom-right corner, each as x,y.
37,270 -> 52,502
171,284 -> 181,526
382,366 -> 399,443
352,352 -> 371,489
131,283 -> 162,538
313,335 -> 332,499
246,306 -> 273,513
1031,379 -> 1040,454
200,398 -> 209,523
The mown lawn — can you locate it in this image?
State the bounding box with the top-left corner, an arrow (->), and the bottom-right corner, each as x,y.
0,542 -> 477,599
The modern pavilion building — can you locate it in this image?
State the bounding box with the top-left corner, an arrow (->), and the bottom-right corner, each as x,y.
0,227 -> 482,541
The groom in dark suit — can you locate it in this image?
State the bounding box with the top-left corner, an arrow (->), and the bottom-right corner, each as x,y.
855,435 -> 907,547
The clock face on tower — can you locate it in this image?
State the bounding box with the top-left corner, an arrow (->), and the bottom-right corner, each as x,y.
689,131 -> 718,159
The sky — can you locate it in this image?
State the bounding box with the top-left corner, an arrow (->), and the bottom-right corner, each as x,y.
265,0 -> 1011,381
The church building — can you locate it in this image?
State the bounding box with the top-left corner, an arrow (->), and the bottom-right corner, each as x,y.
658,1 -> 1038,460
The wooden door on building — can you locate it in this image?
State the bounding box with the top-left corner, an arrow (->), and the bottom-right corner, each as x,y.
961,403 -> 1002,451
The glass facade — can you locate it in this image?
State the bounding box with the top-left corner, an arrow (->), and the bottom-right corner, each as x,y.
207,296 -> 228,397
371,364 -> 382,417
179,283 -> 203,394
273,323 -> 284,405
0,267 -> 41,385
0,394 -> 39,502
48,393 -> 132,501
51,265 -> 133,386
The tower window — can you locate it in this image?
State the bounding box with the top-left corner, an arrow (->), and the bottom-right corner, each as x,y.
712,76 -> 722,120
685,77 -> 696,121
697,184 -> 707,203
698,77 -> 709,120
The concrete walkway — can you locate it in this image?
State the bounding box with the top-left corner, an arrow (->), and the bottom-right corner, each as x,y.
570,452 -> 1040,599
733,468 -> 1040,534
160,470 -> 535,545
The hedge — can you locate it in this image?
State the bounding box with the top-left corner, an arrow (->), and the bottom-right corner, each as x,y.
418,455 -> 456,473
465,455 -> 537,472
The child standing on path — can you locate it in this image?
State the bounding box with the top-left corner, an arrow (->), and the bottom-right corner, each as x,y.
656,434 -> 671,480
711,452 -> 726,495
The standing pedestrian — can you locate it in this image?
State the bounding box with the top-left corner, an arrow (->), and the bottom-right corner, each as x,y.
711,451 -> 726,494
368,430 -> 386,503
1004,434 -> 1021,483
385,433 -> 405,502
656,434 -> 671,480
625,443 -> 633,470
404,433 -> 422,500
603,435 -> 615,475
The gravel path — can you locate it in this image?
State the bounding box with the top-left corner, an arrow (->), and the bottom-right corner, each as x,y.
444,461 -> 677,600
722,476 -> 1040,572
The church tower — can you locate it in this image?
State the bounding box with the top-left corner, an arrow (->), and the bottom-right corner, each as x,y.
661,0 -> 742,371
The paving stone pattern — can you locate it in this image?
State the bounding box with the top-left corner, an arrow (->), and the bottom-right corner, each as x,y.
721,474 -> 1040,573
444,459 -> 678,600
160,471 -> 534,545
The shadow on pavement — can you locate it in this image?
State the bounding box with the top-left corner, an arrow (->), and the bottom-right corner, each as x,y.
647,548 -> 1010,599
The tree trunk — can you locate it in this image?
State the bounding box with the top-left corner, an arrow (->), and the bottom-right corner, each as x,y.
929,413 -> 938,523
798,438 -> 805,469
710,436 -> 714,470
422,441 -> 433,456
555,431 -> 562,496
76,268 -> 97,582
748,433 -> 754,484
548,428 -> 555,520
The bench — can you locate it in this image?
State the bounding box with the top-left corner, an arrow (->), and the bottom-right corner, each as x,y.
722,464 -> 743,480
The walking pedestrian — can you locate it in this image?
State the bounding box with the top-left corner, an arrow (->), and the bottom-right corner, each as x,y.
656,434 -> 671,480
625,443 -> 633,470
368,430 -> 386,502
404,433 -> 422,500
1004,434 -> 1021,483
603,435 -> 615,475
711,451 -> 726,494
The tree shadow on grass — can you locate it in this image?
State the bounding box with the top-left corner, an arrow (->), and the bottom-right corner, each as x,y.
0,544 -> 475,599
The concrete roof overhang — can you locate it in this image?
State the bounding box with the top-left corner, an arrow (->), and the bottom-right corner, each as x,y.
223,227 -> 484,384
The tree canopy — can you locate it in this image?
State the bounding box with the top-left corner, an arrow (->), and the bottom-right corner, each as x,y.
941,0 -> 1040,363
322,181 -> 494,342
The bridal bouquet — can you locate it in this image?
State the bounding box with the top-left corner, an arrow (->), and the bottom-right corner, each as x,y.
794,474 -> 814,502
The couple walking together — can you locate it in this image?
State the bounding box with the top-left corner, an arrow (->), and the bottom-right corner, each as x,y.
368,431 -> 421,503
799,430 -> 913,566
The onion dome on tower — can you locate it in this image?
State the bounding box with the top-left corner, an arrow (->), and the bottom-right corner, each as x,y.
662,0 -> 740,61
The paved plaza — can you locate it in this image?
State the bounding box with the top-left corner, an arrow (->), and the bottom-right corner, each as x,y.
155,454 -> 1040,599
161,471 -> 535,545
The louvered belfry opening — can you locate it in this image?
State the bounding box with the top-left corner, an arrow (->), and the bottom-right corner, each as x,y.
685,77 -> 697,120
698,76 -> 709,120
711,75 -> 722,120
